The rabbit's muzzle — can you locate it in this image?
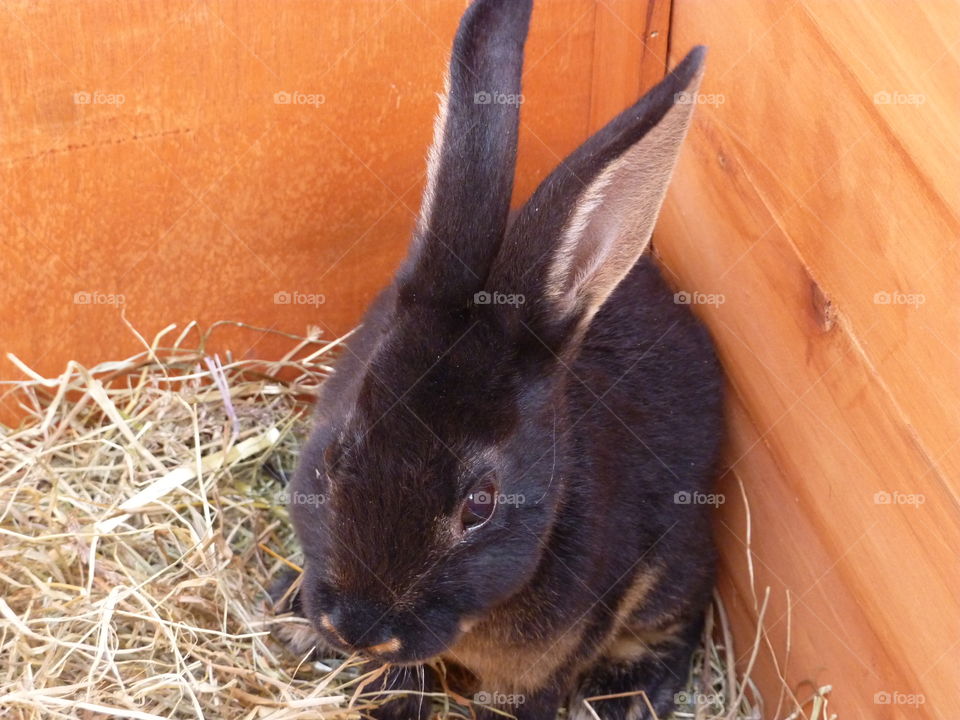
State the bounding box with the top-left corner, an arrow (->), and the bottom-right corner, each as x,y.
311,597 -> 461,665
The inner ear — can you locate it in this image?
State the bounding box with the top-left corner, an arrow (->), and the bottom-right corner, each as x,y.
482,46 -> 706,350
545,104 -> 698,330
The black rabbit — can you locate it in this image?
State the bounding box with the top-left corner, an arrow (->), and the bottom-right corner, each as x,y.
282,1 -> 724,718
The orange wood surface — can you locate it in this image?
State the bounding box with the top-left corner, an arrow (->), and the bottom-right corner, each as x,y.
588,0 -> 671,131
0,1 -> 664,410
657,1 -> 959,717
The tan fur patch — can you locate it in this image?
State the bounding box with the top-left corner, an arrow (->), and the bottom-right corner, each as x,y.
442,612 -> 587,694
320,614 -> 347,646
368,637 -> 402,655
603,621 -> 682,662
590,567 -> 661,663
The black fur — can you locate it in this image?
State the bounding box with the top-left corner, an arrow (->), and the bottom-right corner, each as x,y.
282,2 -> 723,718
396,0 -> 531,309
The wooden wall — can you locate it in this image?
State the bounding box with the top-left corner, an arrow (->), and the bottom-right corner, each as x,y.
0,0 -> 666,411
657,1 -> 959,717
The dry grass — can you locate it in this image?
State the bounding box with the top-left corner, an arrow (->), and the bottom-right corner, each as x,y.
0,321 -> 834,719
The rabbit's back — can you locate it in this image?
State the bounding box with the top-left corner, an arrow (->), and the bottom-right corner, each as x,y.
572,256 -> 724,499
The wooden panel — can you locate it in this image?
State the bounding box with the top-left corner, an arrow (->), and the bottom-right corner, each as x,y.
588,0 -> 671,132
0,1 -> 664,414
659,0 -> 960,716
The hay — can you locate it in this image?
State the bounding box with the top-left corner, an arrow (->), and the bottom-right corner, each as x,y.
0,321 -> 833,719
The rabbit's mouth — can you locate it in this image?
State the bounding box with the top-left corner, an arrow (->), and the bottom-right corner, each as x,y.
352,638 -> 456,667
315,610 -> 462,665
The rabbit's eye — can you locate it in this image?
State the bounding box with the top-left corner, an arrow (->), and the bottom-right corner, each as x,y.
461,481 -> 497,531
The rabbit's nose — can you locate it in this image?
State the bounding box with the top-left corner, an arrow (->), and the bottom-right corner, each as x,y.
320,608 -> 399,655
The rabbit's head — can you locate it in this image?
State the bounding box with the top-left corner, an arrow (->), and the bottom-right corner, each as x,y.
289,0 -> 705,665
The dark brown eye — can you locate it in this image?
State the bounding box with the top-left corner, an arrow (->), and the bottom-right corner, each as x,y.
460,480 -> 497,531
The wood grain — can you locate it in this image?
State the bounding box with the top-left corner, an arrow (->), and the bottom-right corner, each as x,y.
588,0 -> 671,132
1,1 -> 663,411
659,0 -> 960,715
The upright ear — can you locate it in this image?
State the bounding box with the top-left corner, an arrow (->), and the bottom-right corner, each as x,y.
487,47 -> 706,349
396,0 -> 533,310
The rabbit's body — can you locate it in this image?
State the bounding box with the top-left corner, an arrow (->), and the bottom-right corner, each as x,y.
440,257 -> 722,710
283,1 -> 724,718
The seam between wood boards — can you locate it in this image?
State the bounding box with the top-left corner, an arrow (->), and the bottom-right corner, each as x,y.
586,0 -> 600,140
664,0 -> 674,70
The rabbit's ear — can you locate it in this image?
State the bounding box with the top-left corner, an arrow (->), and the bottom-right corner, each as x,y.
396,0 -> 532,309
488,47 -> 706,349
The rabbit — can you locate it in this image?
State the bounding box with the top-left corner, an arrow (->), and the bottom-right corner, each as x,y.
280,0 -> 724,718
